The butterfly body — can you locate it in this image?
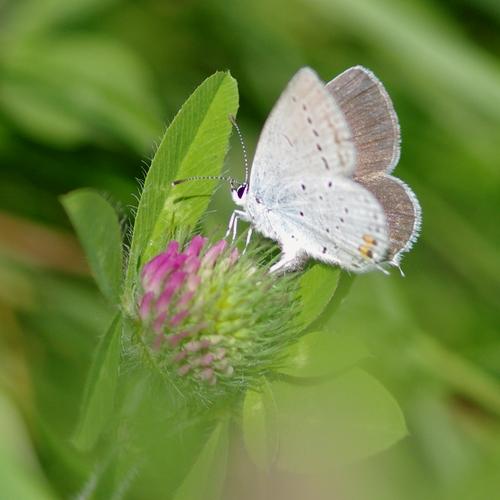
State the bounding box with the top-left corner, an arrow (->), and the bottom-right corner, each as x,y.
230,66 -> 421,274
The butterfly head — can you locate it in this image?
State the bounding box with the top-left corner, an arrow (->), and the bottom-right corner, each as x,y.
231,181 -> 248,206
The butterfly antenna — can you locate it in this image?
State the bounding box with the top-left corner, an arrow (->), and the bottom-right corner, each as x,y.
171,175 -> 235,186
229,114 -> 249,183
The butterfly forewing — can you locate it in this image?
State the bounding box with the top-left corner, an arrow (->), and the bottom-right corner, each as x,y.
325,66 -> 400,177
249,68 -> 356,205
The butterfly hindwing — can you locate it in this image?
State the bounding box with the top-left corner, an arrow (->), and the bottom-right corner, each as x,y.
249,174 -> 390,272
356,175 -> 421,265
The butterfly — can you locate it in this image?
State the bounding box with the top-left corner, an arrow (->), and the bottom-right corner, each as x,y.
227,66 -> 421,274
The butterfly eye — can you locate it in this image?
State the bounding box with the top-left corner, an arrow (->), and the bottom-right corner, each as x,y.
237,185 -> 247,199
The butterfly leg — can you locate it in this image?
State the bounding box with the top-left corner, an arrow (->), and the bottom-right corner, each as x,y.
224,210 -> 249,241
232,214 -> 240,241
270,250 -> 306,274
224,211 -> 237,239
242,226 -> 253,254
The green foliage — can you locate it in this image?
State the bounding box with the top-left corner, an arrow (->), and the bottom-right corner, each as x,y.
280,329 -> 370,378
72,314 -> 122,451
1,0 -> 119,39
0,393 -> 56,500
61,189 -> 123,303
243,335 -> 405,472
295,265 -> 341,331
0,34 -> 162,152
242,380 -> 279,468
310,0 -> 500,121
173,420 -> 230,500
243,369 -> 407,472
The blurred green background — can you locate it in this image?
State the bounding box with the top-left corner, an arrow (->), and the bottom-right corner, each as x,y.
1,0 -> 500,498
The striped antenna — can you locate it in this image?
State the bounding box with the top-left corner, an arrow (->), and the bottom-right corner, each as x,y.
171,174 -> 236,187
172,115 -> 249,187
229,114 -> 250,183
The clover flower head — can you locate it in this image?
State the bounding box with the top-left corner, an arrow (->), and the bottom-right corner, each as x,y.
137,235 -> 298,398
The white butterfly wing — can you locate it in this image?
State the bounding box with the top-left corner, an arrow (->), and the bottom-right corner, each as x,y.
249,67 -> 356,205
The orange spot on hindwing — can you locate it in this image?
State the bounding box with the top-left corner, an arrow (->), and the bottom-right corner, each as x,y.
359,245 -> 373,259
359,234 -> 378,259
362,234 -> 377,245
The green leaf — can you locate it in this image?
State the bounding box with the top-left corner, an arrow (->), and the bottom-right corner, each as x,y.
61,189 -> 123,304
295,264 -> 341,331
0,34 -> 162,151
242,380 -> 279,469
280,330 -> 370,378
244,369 -> 407,472
124,71 -> 238,304
72,314 -> 122,451
173,419 -> 230,500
